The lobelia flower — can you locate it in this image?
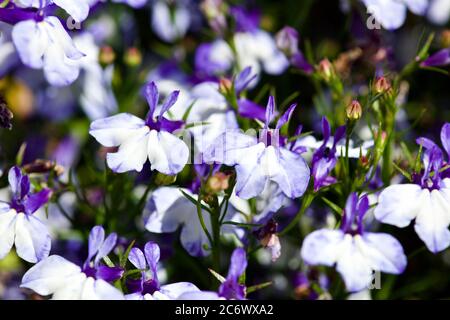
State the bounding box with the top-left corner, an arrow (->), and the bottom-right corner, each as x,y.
374,123 -> 450,253
125,241 -> 200,300
178,248 -> 248,300
310,117 -> 346,191
275,26 -> 313,74
204,96 -> 310,200
0,166 -> 52,263
361,0 -> 429,30
301,193 -> 407,292
20,226 -> 124,300
89,81 -> 189,175
5,5 -> 86,86
144,186 -> 244,257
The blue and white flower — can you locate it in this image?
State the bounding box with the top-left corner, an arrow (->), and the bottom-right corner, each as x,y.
374,123 -> 450,253
125,241 -> 200,300
204,96 -> 310,200
21,226 -> 124,300
0,166 -> 52,263
89,81 -> 190,175
301,193 -> 407,292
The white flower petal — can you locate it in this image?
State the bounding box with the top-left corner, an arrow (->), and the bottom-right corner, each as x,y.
14,213 -> 51,263
374,184 -> 423,227
301,229 -> 345,266
21,255 -> 81,296
0,210 -> 17,259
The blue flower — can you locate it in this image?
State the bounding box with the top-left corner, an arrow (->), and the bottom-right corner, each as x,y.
125,241 -> 200,300
204,96 -> 310,200
89,81 -> 190,175
375,123 -> 450,253
311,117 -> 346,191
301,193 -> 407,292
0,166 -> 52,263
21,226 -> 124,300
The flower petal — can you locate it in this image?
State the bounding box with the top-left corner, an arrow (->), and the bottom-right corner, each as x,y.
90,113 -> 146,147
0,210 -> 17,259
14,213 -> 51,263
359,233 -> 407,274
159,282 -> 200,299
147,130 -> 189,175
21,255 -> 81,296
301,229 -> 345,266
11,20 -> 47,69
53,0 -> 90,22
414,189 -> 450,253
374,184 -> 423,228
106,127 -> 150,173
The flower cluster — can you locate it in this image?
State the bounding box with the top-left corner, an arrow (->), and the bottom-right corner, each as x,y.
0,0 -> 449,301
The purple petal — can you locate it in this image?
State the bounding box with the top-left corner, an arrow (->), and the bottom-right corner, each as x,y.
237,98 -> 266,121
144,241 -> 160,280
96,266 -> 124,282
23,188 -> 52,215
145,82 -> 159,118
8,166 -> 27,199
227,248 -> 247,281
234,67 -> 257,94
265,96 -> 276,128
342,192 -> 358,232
416,136 -> 439,150
276,103 -> 297,129
333,125 -> 346,146
95,232 -> 118,265
421,48 -> 450,68
321,117 -> 331,142
291,52 -> 314,73
159,90 -> 180,117
128,247 -> 147,270
440,123 -> 450,158
87,226 -> 105,264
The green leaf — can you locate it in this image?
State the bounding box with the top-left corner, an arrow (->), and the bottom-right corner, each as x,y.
222,221 -> 262,228
208,268 -> 226,283
321,197 -> 342,214
246,281 -> 272,294
120,240 -> 136,268
392,162 -> 412,181
182,100 -> 197,122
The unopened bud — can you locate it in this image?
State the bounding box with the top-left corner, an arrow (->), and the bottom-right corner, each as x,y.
124,47 -> 142,67
374,76 -> 391,94
155,173 -> 177,186
441,30 -> 450,48
99,46 -> 116,65
218,77 -> 233,95
206,172 -> 230,193
346,100 -> 362,120
317,58 -> 334,81
275,26 -> 299,57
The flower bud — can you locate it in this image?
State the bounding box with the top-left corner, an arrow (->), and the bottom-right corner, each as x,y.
155,173 -> 177,186
346,100 -> 362,120
99,46 -> 116,65
441,30 -> 450,48
206,172 -> 230,194
124,47 -> 142,67
373,76 -> 391,94
317,58 -> 334,81
23,159 -> 64,176
275,26 -> 299,57
218,77 -> 233,95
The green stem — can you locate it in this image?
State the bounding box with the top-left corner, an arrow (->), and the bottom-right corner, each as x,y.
280,192 -> 314,236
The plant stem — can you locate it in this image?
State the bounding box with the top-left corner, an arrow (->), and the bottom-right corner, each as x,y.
280,192 -> 314,236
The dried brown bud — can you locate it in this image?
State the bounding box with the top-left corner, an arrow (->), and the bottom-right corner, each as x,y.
0,95 -> 13,130
346,100 -> 362,120
23,159 -> 64,176
441,30 -> 450,48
